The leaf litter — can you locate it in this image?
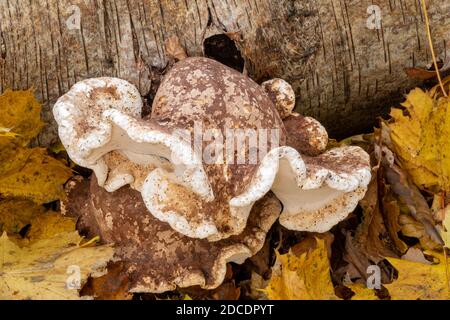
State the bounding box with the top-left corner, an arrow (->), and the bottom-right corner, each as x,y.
3,72 -> 450,300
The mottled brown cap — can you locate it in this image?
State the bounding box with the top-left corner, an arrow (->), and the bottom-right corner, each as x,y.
55,57 -> 370,243
261,78 -> 296,119
54,58 -> 286,242
66,175 -> 282,293
145,57 -> 286,241
283,113 -> 328,156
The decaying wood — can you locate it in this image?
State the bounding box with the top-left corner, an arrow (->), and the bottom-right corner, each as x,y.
1,0 -> 449,145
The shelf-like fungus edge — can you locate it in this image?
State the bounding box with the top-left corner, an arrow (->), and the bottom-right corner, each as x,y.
63,176 -> 282,293
53,57 -> 371,241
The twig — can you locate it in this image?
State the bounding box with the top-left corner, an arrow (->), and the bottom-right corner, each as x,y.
441,191 -> 450,292
421,0 -> 448,97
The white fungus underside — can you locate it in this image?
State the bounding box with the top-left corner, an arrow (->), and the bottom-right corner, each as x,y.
55,106 -> 370,239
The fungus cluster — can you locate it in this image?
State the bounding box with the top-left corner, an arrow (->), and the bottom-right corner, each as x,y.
55,57 -> 370,293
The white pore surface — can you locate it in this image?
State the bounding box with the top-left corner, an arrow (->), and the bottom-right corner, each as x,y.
54,77 -> 371,240
230,146 -> 371,233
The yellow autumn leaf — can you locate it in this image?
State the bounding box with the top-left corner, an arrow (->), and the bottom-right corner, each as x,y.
0,231 -> 114,300
0,89 -> 44,145
263,238 -> 337,300
0,198 -> 46,234
0,138 -> 72,203
384,251 -> 450,300
346,284 -> 378,300
388,86 -> 450,192
27,212 -> 76,241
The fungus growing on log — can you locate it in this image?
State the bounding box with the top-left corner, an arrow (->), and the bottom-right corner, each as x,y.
64,176 -> 281,293
55,57 -> 370,292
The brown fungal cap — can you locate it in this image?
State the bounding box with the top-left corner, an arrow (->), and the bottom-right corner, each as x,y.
261,78 -> 296,119
54,57 -> 370,243
54,58 -> 286,241
69,175 -> 282,293
283,113 -> 328,156
145,57 -> 287,240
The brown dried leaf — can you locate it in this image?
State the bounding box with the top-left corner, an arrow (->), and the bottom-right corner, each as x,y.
291,232 -> 334,259
384,163 -> 443,248
354,172 -> 399,259
399,214 -> 440,250
379,192 -> 408,254
405,57 -> 450,80
80,262 -> 133,300
165,36 -> 187,61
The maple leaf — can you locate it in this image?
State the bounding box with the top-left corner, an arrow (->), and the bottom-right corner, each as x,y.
0,138 -> 72,204
384,251 -> 450,300
263,237 -> 337,300
0,231 -> 114,300
0,89 -> 44,146
388,86 -> 450,193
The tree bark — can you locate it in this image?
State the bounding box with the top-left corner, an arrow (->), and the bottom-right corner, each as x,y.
1,0 -> 449,145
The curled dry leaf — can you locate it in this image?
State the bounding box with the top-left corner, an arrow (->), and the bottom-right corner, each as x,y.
405,57 -> 450,80
165,36 -> 187,61
354,170 -> 400,260
341,133 -> 403,286
291,232 -> 334,259
440,206 -> 450,248
343,232 -> 392,285
377,123 -> 443,249
399,214 -> 441,250
384,162 -> 442,247
380,190 -> 408,255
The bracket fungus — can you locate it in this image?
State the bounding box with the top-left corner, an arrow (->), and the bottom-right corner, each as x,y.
64,176 -> 281,292
54,57 -> 370,292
